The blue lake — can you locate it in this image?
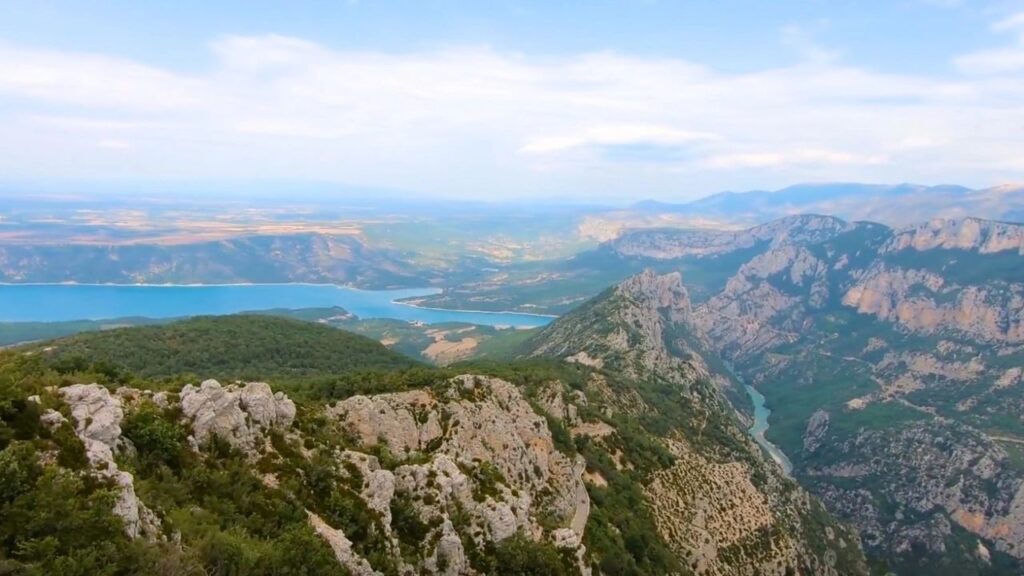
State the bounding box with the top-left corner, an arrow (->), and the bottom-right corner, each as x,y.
0,284 -> 554,328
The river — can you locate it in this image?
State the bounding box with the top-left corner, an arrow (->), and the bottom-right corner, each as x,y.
744,384 -> 794,476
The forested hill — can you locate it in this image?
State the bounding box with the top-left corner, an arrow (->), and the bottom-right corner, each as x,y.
27,314 -> 419,381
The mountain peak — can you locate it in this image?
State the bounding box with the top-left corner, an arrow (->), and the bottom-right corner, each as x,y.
525,270 -> 700,384
615,269 -> 691,320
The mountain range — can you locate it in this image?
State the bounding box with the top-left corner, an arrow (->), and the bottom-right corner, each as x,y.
610,214 -> 1024,574
632,182 -> 1024,227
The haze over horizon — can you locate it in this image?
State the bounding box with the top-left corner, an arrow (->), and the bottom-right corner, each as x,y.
2,0 -> 1024,201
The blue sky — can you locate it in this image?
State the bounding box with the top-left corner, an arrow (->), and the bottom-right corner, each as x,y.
1,0 -> 1023,200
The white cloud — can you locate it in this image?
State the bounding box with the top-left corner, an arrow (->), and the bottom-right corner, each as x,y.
520,125 -> 720,154
0,33 -> 1023,199
780,23 -> 839,65
0,42 -> 202,111
993,12 -> 1024,33
703,149 -> 888,169
954,11 -> 1024,74
97,139 -> 133,150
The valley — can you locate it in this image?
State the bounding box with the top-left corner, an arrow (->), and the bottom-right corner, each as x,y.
8,2 -> 1024,573
3,189 -> 1024,574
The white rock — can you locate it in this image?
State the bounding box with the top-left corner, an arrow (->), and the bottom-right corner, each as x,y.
58,384 -> 161,540
306,511 -> 378,576
39,408 -> 67,430
180,380 -> 295,452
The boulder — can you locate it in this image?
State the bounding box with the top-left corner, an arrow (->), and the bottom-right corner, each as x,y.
180,380 -> 295,452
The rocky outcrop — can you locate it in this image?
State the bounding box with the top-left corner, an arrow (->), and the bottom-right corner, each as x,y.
530,269 -> 707,388
807,418 -> 1024,560
180,380 -> 296,452
611,214 -> 853,260
58,384 -> 161,540
692,245 -> 830,360
328,389 -> 441,457
329,375 -> 591,573
535,381 -> 583,426
306,511 -> 377,576
842,265 -> 1024,343
884,218 -> 1024,255
804,410 -> 830,454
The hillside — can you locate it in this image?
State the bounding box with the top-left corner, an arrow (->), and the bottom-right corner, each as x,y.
0,233 -> 437,288
30,315 -> 419,381
522,270 -> 868,575
622,215 -> 1024,574
425,213 -> 1024,573
0,277 -> 868,575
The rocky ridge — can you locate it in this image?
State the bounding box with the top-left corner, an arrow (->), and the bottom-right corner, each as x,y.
883,217 -> 1024,255
611,214 -> 854,260
645,214 -> 1024,573
526,269 -> 868,575
42,375 -> 592,575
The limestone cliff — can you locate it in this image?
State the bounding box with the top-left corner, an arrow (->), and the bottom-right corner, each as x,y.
667,215 -> 1024,573
525,270 -> 869,575
884,217 -> 1024,255
611,214 -> 853,260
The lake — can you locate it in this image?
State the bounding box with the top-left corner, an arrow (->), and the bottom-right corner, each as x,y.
0,284 -> 554,328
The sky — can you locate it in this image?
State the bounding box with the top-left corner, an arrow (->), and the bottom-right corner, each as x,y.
1,0 -> 1023,202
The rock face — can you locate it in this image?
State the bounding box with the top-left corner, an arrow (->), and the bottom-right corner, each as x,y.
332,375 -> 590,539
842,264 -> 1024,344
306,511 -> 377,576
322,374 -> 592,576
529,269 -> 704,387
180,380 -> 295,452
691,245 -> 829,360
806,420 -> 1024,560
803,410 -> 830,454
884,217 -> 1024,255
665,214 -> 1024,572
611,214 -> 854,260
526,271 -> 869,575
330,389 -> 441,457
58,384 -> 161,540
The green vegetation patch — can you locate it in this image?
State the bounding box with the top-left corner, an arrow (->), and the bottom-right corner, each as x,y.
30,314 -> 419,383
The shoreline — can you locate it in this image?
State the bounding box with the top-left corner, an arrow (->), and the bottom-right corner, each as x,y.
0,281 -> 442,295
0,283 -> 554,326
393,299 -> 558,319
